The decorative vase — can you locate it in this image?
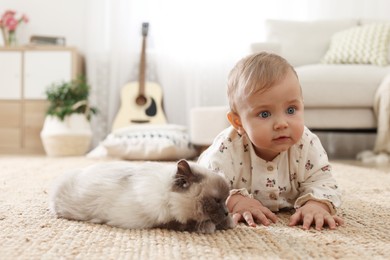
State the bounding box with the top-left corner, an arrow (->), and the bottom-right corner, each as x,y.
40,113 -> 92,156
7,31 -> 17,46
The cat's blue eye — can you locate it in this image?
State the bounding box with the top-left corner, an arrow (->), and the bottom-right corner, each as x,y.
287,107 -> 296,114
259,111 -> 271,118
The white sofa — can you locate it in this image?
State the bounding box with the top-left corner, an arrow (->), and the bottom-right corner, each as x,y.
190,19 -> 390,158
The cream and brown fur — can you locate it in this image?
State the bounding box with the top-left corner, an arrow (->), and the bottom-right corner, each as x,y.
50,160 -> 234,233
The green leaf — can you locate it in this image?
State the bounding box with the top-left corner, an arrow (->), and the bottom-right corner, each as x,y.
44,76 -> 98,121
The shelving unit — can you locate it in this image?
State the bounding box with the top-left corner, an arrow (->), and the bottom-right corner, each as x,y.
0,46 -> 82,153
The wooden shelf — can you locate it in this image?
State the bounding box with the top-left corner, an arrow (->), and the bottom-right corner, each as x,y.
0,46 -> 82,154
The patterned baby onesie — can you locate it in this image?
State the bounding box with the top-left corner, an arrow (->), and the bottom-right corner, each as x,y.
197,126 -> 342,214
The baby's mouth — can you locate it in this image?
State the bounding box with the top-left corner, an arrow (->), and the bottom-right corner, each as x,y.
273,136 -> 290,141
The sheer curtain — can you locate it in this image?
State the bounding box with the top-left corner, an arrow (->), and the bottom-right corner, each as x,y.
84,0 -> 315,146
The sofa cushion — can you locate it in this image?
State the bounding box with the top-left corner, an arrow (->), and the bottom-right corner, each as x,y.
322,23 -> 390,66
305,108 -> 376,129
359,19 -> 390,63
265,19 -> 358,66
296,64 -> 390,107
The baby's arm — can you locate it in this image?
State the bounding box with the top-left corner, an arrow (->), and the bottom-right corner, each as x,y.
292,132 -> 344,230
226,194 -> 277,227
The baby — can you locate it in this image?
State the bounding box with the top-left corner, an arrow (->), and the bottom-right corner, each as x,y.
198,52 -> 344,230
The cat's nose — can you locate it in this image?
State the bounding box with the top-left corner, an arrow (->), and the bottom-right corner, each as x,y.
224,211 -> 229,216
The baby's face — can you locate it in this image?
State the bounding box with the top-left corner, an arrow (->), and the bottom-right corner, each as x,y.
237,69 -> 304,161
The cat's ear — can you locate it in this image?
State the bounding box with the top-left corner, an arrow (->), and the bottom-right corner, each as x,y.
174,160 -> 202,190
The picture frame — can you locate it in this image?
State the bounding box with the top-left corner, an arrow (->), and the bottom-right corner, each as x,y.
30,35 -> 66,46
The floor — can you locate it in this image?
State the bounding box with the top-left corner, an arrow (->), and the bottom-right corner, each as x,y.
334,159 -> 390,171
314,130 -> 376,160
311,131 -> 390,171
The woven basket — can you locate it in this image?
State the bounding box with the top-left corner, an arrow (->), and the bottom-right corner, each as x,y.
41,134 -> 92,156
40,114 -> 92,157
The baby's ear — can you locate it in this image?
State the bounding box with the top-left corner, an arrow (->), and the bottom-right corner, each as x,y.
174,160 -> 202,190
227,111 -> 245,135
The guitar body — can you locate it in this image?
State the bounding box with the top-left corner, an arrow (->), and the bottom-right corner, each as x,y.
112,81 -> 167,131
112,22 -> 167,132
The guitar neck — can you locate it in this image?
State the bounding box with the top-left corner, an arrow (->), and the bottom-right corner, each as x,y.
138,36 -> 146,97
137,22 -> 149,102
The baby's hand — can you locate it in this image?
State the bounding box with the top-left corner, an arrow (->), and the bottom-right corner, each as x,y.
289,200 -> 344,230
227,194 -> 277,227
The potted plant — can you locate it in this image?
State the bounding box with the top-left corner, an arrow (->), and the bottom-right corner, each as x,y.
40,76 -> 97,156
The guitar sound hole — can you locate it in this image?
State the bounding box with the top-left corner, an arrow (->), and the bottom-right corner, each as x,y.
146,98 -> 157,117
136,95 -> 147,106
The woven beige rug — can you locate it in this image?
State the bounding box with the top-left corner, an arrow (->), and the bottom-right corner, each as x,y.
1,155 -> 389,259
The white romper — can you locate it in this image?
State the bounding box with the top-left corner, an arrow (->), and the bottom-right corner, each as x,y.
198,126 -> 342,214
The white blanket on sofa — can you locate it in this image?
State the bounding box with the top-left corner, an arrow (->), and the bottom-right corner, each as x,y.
374,74 -> 390,153
358,74 -> 390,163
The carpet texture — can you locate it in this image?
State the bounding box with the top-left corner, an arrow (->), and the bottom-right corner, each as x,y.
0,155 -> 389,259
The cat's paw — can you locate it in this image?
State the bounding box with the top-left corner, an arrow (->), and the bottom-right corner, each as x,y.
197,220 -> 216,234
216,215 -> 235,230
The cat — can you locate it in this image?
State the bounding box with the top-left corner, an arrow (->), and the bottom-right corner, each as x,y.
49,159 -> 234,233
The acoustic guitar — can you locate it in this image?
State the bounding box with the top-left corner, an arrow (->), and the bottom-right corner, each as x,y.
112,23 -> 167,131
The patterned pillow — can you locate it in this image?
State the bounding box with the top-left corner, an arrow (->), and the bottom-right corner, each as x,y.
87,124 -> 197,161
322,23 -> 390,66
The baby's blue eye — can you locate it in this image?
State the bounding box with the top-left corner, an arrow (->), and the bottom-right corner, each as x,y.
287,107 -> 296,114
259,111 -> 271,118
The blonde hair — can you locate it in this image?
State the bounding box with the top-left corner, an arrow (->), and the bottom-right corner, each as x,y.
227,52 -> 297,113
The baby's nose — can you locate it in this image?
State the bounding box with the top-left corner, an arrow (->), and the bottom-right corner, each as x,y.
274,117 -> 288,129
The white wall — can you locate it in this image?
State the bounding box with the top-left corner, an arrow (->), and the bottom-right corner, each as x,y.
0,0 -> 87,53
1,0 -> 389,58
0,0 -> 390,54
307,0 -> 390,20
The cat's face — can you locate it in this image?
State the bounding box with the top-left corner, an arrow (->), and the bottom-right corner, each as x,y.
171,160 -> 231,226
199,177 -> 230,225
